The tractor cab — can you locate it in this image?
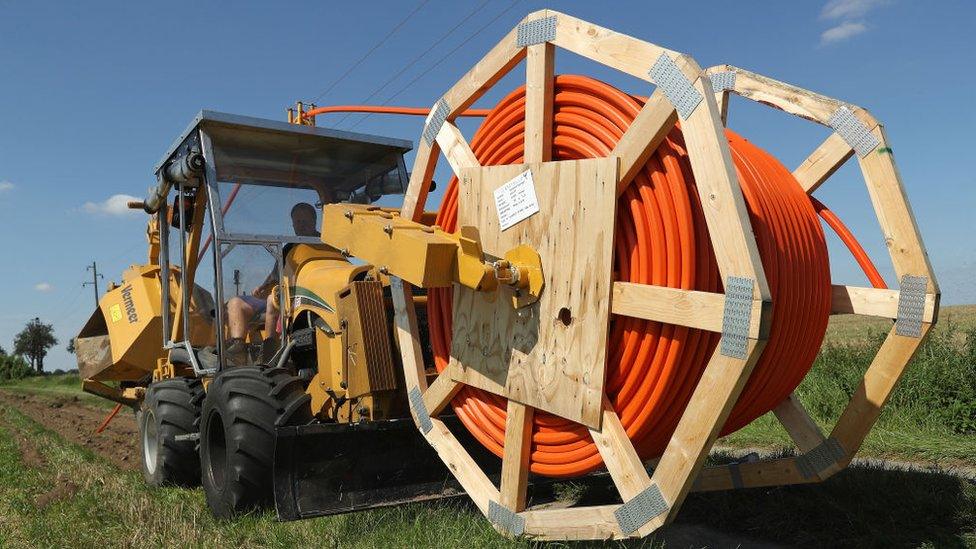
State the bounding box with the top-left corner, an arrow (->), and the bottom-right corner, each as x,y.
153,111 -> 412,374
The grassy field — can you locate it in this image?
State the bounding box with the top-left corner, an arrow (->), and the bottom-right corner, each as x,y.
1,305 -> 974,547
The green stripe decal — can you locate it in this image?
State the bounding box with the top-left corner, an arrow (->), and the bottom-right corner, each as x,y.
292,286 -> 334,312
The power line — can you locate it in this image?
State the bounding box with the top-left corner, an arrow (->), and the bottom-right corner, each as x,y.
308,0 -> 431,104
347,0 -> 523,131
333,0 -> 492,128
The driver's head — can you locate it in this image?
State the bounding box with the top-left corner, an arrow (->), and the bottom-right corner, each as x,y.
290,202 -> 318,236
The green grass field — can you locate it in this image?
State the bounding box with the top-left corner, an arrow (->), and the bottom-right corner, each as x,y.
1,306 -> 974,547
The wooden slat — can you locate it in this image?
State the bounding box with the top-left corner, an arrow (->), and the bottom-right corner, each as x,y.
390,278 -> 428,391
644,339 -> 765,531
830,324 -> 931,453
609,89 -> 677,194
427,418 -> 500,515
710,66 -> 877,128
423,365 -> 462,417
678,75 -> 771,301
521,505 -> 626,540
792,132 -> 854,193
524,41 -> 554,164
499,400 -> 534,512
857,125 -> 939,293
772,393 -> 826,453
590,401 -> 653,501
693,456 -> 814,492
441,18 -> 528,116
831,284 -> 937,322
436,121 -> 479,175
550,10 -> 686,83
611,282 -> 768,339
400,138 -> 439,222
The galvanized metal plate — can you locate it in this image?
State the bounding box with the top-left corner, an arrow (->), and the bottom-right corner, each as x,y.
796,437 -> 845,479
720,276 -> 754,359
709,70 -> 736,93
896,275 -> 928,338
516,15 -> 556,47
488,500 -> 525,536
648,53 -> 702,120
828,106 -> 879,158
422,99 -> 450,147
408,386 -> 433,434
615,483 -> 668,535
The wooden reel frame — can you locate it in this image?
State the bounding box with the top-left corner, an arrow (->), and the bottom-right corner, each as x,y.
389,9 -> 939,540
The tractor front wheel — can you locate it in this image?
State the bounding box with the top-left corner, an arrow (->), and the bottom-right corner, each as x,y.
199,366 -> 311,518
138,377 -> 205,487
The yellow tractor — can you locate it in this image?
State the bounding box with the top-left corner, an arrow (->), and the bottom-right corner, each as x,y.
77,10 -> 939,541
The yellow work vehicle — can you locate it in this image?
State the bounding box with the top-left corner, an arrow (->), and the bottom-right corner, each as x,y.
75,111 -> 496,518
76,9 -> 939,540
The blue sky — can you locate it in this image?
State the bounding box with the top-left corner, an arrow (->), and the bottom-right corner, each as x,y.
0,0 -> 973,371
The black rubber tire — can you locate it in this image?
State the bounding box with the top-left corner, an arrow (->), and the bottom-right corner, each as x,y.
199,366 -> 311,518
138,377 -> 205,487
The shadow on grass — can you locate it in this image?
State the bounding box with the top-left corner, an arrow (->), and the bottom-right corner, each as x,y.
668,465 -> 976,548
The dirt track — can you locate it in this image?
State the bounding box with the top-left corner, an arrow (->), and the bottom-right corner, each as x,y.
0,389 -> 140,472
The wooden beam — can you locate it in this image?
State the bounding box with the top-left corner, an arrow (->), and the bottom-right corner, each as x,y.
831,284 -> 937,323
423,365 -> 462,417
400,137 -> 439,222
524,41 -> 554,164
792,132 -> 854,193
857,125 -> 939,293
441,19 -> 527,116
611,282 -> 768,339
674,74 -> 771,301
830,324 -> 931,453
772,393 -> 826,453
436,121 -> 479,175
550,10 -> 685,83
644,339 -> 765,531
499,400 -> 534,512
521,505 -> 626,540
590,402 -> 653,501
693,455 -> 814,492
609,89 -> 677,194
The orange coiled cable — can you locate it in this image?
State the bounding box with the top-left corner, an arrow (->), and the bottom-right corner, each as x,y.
427,75 -> 833,477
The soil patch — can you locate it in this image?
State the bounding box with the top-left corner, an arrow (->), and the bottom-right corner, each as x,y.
0,390 -> 139,472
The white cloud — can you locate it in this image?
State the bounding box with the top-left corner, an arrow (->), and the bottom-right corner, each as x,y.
821,0 -> 887,20
0,181 -> 14,193
82,193 -> 140,216
34,282 -> 53,292
820,21 -> 868,44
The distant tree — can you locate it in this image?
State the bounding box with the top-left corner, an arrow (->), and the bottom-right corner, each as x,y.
66,337 -> 76,354
13,317 -> 58,374
0,344 -> 6,356
0,354 -> 32,381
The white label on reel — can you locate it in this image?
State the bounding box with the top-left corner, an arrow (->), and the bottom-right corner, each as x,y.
493,169 -> 540,231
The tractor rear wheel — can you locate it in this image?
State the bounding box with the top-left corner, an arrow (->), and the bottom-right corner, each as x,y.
138,377 -> 204,486
199,366 -> 311,518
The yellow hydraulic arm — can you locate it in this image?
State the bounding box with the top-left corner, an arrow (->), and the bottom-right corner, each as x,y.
322,204 -> 544,307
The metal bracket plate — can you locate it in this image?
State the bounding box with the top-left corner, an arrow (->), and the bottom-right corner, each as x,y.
796,437 -> 845,479
828,106 -> 879,158
720,276 -> 754,359
422,99 -> 450,147
408,386 -> 433,434
896,275 -> 928,338
648,53 -> 703,120
488,500 -> 525,537
709,70 -> 736,93
516,15 -> 556,47
615,483 -> 669,535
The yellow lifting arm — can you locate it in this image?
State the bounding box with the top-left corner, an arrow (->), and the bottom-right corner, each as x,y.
322,204 -> 543,307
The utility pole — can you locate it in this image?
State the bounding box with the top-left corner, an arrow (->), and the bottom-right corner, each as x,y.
233,269 -> 241,296
83,261 -> 104,307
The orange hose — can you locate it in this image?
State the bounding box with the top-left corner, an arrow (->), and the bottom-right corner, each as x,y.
301,105 -> 491,121
428,75 -> 832,477
95,403 -> 123,434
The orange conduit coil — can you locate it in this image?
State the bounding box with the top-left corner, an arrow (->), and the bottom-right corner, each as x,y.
427,75 -> 833,478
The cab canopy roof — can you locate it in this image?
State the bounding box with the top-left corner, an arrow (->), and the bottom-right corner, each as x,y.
156,110 -> 412,193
